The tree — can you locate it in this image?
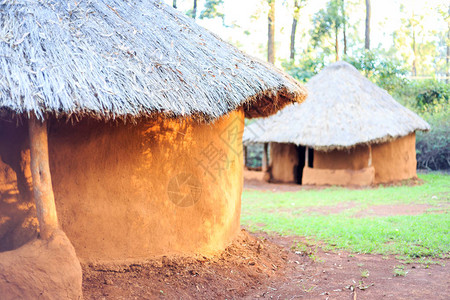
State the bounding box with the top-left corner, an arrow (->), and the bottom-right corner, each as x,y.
446,5 -> 449,83
199,0 -> 225,21
310,0 -> 345,61
187,0 -> 198,19
289,0 -> 307,60
342,0 -> 347,55
268,0 -> 275,63
365,0 -> 370,49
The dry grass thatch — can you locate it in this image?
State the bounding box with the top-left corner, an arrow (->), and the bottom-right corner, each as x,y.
0,0 -> 306,122
244,61 -> 430,150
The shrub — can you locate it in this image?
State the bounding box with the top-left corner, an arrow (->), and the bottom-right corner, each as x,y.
416,110 -> 449,170
393,79 -> 448,111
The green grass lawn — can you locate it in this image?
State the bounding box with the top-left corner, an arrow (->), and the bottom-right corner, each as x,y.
241,172 -> 450,258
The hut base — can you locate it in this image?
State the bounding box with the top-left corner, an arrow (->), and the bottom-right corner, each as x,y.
302,166 -> 375,186
0,229 -> 82,300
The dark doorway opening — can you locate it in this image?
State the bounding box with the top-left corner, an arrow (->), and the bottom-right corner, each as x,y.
296,145 -> 314,184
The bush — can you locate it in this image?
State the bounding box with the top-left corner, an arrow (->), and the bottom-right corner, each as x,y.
344,50 -> 408,93
395,80 -> 449,113
416,110 -> 450,170
245,144 -> 263,168
281,53 -> 326,83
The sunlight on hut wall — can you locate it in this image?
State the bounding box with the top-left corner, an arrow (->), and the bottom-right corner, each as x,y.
48,109 -> 244,263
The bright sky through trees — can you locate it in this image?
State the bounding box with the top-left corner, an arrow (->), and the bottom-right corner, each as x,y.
166,0 -> 448,73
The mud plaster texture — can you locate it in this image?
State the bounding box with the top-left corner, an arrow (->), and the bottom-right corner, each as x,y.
0,229 -> 82,300
47,108 -> 244,263
304,133 -> 417,186
302,166 -> 375,186
313,144 -> 371,170
372,133 -> 417,184
269,143 -> 299,183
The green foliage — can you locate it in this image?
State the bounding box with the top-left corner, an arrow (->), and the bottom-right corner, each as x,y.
416,110 -> 450,170
344,50 -> 408,93
199,0 -> 224,21
391,79 -> 450,170
241,173 -> 450,258
393,265 -> 407,276
245,144 -> 263,168
281,52 -> 326,83
310,0 -> 344,49
396,80 -> 449,113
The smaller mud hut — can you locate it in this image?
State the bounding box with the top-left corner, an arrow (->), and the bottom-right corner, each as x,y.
0,0 -> 307,299
244,61 -> 429,186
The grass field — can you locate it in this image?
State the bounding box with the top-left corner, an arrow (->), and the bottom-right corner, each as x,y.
241,172 -> 450,258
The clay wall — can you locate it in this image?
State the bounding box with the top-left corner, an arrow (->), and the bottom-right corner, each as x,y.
302,166 -> 375,186
47,109 -> 244,263
313,145 -> 370,170
372,133 -> 417,183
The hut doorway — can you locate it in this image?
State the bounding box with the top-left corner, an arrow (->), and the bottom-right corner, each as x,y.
296,146 -> 313,184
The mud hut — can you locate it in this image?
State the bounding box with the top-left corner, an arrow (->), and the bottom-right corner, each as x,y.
244,61 -> 429,186
0,0 -> 306,298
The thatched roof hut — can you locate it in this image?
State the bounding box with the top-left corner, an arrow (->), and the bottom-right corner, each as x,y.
0,1 -> 306,298
244,61 -> 429,185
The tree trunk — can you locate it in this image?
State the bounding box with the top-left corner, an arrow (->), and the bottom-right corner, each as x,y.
365,0 -> 371,50
268,0 -> 276,64
173,0 -> 177,9
193,0 -> 197,19
335,25 -> 339,61
412,20 -> 417,76
290,0 -> 300,60
446,5 -> 449,83
28,115 -> 59,240
342,0 -> 347,55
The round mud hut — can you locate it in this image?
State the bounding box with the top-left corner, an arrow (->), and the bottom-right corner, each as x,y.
244,61 -> 429,186
0,0 -> 307,298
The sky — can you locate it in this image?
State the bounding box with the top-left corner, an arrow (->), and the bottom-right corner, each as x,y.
165,0 -> 448,66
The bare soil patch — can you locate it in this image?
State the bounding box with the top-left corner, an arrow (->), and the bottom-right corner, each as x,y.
353,203 -> 447,218
82,230 -> 449,299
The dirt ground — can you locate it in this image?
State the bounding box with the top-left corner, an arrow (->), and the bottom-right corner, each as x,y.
82,174 -> 449,299
83,229 -> 449,300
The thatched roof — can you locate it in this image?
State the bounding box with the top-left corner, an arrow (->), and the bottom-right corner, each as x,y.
0,0 -> 306,122
244,61 -> 430,150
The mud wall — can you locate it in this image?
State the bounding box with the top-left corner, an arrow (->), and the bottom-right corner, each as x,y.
372,133 -> 417,184
313,145 -> 370,170
0,120 -> 38,252
302,166 -> 375,186
48,109 -> 244,263
269,143 -> 298,183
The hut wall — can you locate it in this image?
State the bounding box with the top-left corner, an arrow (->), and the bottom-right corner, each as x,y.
303,145 -> 374,186
48,109 -> 244,263
302,166 -> 375,186
269,142 -> 299,183
0,120 -> 38,252
372,133 -> 417,183
313,145 -> 370,170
